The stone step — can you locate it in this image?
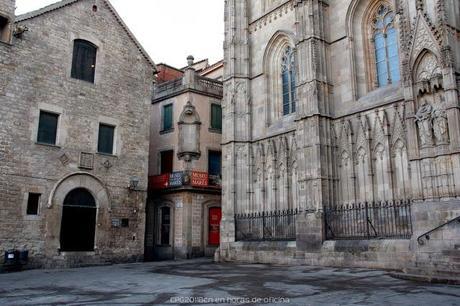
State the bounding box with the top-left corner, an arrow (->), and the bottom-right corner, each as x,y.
403,267 -> 460,278
442,250 -> 460,257
390,272 -> 460,285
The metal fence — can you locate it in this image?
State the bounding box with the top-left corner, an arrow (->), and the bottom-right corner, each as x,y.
235,209 -> 298,241
324,200 -> 413,240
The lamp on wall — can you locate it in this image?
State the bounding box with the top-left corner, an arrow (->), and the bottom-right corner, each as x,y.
129,176 -> 140,191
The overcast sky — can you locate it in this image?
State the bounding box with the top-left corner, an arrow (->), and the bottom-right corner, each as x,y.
16,0 -> 224,68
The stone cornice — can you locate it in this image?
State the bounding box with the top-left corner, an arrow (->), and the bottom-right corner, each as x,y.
249,1 -> 295,34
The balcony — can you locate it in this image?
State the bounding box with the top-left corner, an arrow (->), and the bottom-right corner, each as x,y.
153,75 -> 223,102
149,171 -> 221,190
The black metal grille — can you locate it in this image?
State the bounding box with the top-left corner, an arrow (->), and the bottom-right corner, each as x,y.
235,209 -> 298,241
325,200 -> 413,240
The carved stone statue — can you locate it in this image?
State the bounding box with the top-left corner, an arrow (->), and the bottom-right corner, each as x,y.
415,103 -> 434,147
432,108 -> 449,145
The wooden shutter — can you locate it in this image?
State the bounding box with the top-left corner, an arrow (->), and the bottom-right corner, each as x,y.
98,124 -> 115,154
163,104 -> 173,130
37,111 -> 59,145
211,104 -> 222,130
71,40 -> 97,83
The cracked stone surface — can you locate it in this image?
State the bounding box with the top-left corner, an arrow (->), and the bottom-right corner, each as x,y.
0,259 -> 459,305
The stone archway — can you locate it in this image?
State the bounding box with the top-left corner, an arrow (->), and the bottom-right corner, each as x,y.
60,188 -> 97,252
45,172 -> 110,253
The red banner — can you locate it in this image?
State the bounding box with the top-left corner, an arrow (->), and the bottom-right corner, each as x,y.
191,171 -> 209,187
149,174 -> 169,189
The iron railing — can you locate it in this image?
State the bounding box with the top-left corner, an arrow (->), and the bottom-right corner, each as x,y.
417,215 -> 460,245
325,200 -> 413,240
235,209 -> 298,241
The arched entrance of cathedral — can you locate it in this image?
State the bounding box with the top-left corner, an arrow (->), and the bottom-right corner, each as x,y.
60,188 -> 97,252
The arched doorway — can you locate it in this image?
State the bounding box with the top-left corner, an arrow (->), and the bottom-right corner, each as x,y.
60,188 -> 97,252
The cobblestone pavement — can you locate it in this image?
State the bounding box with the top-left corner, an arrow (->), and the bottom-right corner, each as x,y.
0,258 -> 459,305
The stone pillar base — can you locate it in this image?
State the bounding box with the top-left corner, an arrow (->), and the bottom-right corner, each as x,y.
296,211 -> 324,253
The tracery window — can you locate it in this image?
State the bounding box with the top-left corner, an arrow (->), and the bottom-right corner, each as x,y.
281,47 -> 296,115
371,4 -> 400,88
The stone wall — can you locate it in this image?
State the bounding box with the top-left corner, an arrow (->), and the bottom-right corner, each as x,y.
220,0 -> 460,273
146,190 -> 221,260
0,0 -> 154,268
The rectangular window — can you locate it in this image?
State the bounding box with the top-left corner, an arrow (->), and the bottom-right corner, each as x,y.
160,207 -> 171,245
162,104 -> 173,131
210,104 -> 222,131
98,124 -> 115,155
160,150 -> 174,174
71,39 -> 97,83
208,151 -> 222,176
37,111 -> 59,145
26,193 -> 40,215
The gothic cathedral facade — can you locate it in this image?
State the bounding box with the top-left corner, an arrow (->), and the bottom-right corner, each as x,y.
219,0 -> 460,272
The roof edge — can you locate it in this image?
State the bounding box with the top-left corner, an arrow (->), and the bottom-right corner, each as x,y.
15,0 -> 157,71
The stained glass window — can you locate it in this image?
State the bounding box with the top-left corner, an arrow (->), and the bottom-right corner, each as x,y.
281,47 -> 296,115
372,4 -> 400,87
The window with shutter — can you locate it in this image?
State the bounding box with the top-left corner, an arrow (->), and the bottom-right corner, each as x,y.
210,104 -> 222,131
71,39 -> 97,83
37,111 -> 59,145
162,104 -> 173,131
98,124 -> 115,155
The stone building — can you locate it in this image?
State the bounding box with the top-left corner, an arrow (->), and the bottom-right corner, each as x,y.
0,0 -> 155,268
146,57 -> 223,260
219,0 -> 460,277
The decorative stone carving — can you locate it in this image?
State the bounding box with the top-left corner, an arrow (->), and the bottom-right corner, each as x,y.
432,108 -> 449,145
177,101 -> 201,162
59,153 -> 71,166
415,103 -> 434,147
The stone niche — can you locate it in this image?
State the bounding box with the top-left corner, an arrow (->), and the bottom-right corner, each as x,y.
414,52 -> 449,149
178,101 -> 201,162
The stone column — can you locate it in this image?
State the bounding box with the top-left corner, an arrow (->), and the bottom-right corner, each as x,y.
219,0 -> 251,260
294,0 -> 333,253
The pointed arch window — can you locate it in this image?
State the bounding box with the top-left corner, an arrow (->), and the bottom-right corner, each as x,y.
372,4 -> 400,88
281,47 -> 296,115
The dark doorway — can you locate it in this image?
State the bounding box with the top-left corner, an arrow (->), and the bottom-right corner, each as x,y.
160,150 -> 174,174
60,188 -> 97,252
160,206 -> 171,245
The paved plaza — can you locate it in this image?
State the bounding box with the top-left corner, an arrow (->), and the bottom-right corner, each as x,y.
0,259 -> 459,305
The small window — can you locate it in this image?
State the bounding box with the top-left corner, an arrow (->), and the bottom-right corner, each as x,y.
210,104 -> 222,131
98,123 -> 115,155
26,193 -> 40,215
208,151 -> 222,176
160,150 -> 174,174
37,111 -> 59,145
71,39 -> 97,83
162,104 -> 173,131
0,16 -> 10,43
160,206 -> 171,245
121,218 -> 129,228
